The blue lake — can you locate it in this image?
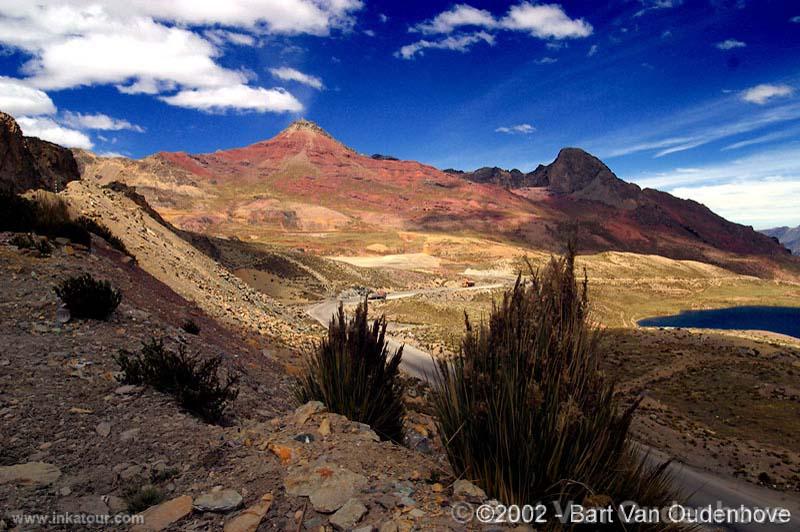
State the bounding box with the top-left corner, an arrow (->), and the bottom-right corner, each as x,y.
638,306 -> 800,339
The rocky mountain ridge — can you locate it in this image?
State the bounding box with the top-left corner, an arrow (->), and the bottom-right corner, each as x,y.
761,225 -> 800,255
52,118 -> 800,276
0,111 -> 80,194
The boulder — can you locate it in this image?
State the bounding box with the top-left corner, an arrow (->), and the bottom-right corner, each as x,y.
0,462 -> 61,486
193,489 -> 243,513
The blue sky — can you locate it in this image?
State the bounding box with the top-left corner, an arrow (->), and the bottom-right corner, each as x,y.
0,1 -> 798,228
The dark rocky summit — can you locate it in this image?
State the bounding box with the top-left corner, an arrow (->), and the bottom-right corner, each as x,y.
0,111 -> 80,193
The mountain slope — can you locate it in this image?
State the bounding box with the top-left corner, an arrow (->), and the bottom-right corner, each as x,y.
75,120 -> 793,277
761,225 -> 800,255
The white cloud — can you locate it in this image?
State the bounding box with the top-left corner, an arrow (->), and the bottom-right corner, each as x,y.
16,116 -> 93,149
535,56 -> 558,65
496,123 -> 535,134
269,67 -> 324,90
587,44 -> 598,57
400,2 -> 590,58
413,5 -> 496,34
672,180 -> 800,228
62,111 -> 144,132
501,2 -> 592,39
159,85 -> 303,113
715,39 -> 746,50
721,127 -> 800,151
597,100 -> 800,158
791,16 -> 800,23
630,146 -> 800,227
0,1 -> 363,113
98,151 -> 125,158
397,32 -> 495,60
741,84 -> 794,105
379,13 -> 389,23
0,76 -> 56,115
634,0 -> 683,18
204,29 -> 257,47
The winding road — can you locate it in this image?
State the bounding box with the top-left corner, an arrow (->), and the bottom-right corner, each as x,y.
306,285 -> 799,530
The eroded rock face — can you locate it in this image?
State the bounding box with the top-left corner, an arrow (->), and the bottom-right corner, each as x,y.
26,136 -> 81,192
0,112 -> 40,194
0,111 -> 80,193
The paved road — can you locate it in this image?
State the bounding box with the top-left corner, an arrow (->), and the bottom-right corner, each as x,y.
306,286 -> 799,530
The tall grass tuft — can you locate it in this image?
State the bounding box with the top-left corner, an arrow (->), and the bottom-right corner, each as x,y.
294,299 -> 405,442
0,191 -> 90,246
432,245 -> 680,526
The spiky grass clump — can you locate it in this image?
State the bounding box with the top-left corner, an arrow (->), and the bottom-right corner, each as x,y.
54,274 -> 122,320
115,337 -> 239,423
432,247 -> 679,527
294,300 -> 405,442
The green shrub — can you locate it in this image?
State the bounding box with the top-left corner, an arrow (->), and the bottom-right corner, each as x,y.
432,247 -> 679,526
181,319 -> 200,335
294,299 -> 405,442
115,338 -> 239,423
54,274 -> 122,320
76,216 -> 130,255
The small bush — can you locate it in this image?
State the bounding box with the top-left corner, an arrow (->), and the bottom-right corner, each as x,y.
432,246 -> 679,527
294,299 -> 406,442
54,274 -> 122,320
124,484 -> 164,514
115,338 -> 239,423
76,216 -> 129,255
181,319 -> 200,335
10,233 -> 53,256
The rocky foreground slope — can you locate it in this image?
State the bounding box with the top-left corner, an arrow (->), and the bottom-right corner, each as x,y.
0,231 -> 472,531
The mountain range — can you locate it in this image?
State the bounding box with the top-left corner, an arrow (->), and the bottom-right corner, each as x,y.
2,113 -> 793,276
760,225 -> 800,255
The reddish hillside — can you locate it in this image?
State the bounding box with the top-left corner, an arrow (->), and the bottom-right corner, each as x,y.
77,120 -> 794,276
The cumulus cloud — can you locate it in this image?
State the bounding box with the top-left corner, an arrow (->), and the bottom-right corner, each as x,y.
715,39 -> 746,50
496,124 -> 535,134
742,84 -> 794,105
397,32 -> 495,60
413,5 -> 496,34
15,116 -> 93,149
0,76 -> 56,115
159,85 -> 303,113
269,67 -> 324,90
62,112 -> 144,132
0,1 -> 362,112
501,3 -> 592,39
399,2 -> 590,59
